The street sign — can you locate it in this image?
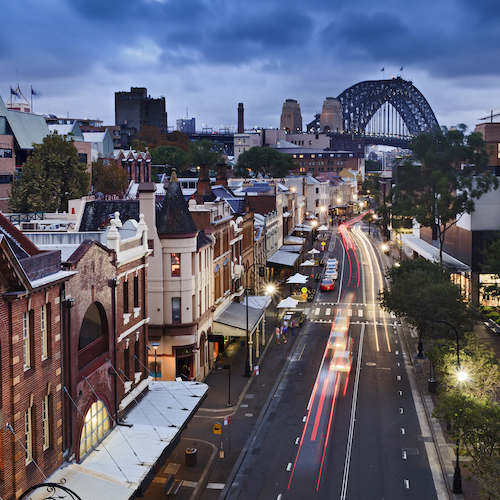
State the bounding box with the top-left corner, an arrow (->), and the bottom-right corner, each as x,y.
224,416 -> 231,426
301,293 -> 308,299
301,287 -> 308,293
213,423 -> 222,435
321,241 -> 326,246
253,366 -> 259,376
151,342 -> 160,347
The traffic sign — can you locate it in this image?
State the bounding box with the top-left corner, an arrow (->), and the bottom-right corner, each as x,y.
301,292 -> 308,299
224,416 -> 231,426
213,423 -> 222,435
253,366 -> 259,376
301,287 -> 308,293
321,241 -> 326,246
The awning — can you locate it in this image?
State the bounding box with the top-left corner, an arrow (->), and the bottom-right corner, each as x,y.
267,250 -> 300,267
213,301 -> 266,337
401,235 -> 470,272
284,235 -> 306,245
281,244 -> 303,253
33,381 -> 208,500
293,224 -> 313,233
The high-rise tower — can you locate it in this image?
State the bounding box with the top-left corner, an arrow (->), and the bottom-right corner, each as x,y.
280,99 -> 302,133
320,97 -> 343,133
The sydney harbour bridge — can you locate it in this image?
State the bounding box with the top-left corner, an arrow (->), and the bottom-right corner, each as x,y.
188,77 -> 439,153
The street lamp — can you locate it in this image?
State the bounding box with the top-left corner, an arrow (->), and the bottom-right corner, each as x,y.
151,342 -> 160,380
244,263 -> 268,377
419,320 -> 464,494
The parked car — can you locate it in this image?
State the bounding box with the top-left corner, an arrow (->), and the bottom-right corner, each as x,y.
320,278 -> 335,291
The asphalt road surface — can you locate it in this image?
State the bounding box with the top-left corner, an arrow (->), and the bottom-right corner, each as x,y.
225,217 -> 440,500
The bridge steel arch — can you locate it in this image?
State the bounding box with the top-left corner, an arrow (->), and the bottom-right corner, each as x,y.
337,77 -> 439,137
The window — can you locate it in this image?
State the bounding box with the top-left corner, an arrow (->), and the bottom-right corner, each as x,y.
123,280 -> 129,314
79,400 -> 111,459
497,143 -> 500,159
41,304 -> 48,359
23,311 -> 31,369
172,297 -> 181,323
25,407 -> 33,464
133,276 -> 139,308
124,344 -> 130,380
43,395 -> 50,449
171,253 -> 180,277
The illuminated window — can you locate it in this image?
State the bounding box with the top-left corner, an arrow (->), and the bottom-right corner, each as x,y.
25,407 -> 33,464
79,400 -> 111,460
43,395 -> 50,449
41,304 -> 48,359
497,143 -> 500,159
171,253 -> 180,277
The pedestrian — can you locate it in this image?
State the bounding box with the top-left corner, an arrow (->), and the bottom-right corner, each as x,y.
282,324 -> 288,344
275,326 -> 280,344
291,318 -> 296,336
283,318 -> 288,331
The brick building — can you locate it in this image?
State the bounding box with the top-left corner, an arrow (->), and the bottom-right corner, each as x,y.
0,214 -> 74,499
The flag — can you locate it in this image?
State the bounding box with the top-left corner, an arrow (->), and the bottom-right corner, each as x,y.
10,87 -> 19,97
31,87 -> 40,97
380,67 -> 384,72
400,66 -> 403,71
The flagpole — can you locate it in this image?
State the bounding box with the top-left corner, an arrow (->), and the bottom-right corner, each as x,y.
31,85 -> 33,113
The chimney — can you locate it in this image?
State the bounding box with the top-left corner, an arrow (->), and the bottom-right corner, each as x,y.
194,164 -> 215,204
238,103 -> 244,133
216,163 -> 228,189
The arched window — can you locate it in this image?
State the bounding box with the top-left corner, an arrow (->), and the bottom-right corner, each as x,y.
79,400 -> 111,460
79,303 -> 104,350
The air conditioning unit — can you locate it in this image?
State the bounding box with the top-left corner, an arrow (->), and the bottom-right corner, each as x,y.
20,222 -> 40,230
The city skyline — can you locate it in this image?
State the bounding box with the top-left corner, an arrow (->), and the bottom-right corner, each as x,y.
3,0 -> 500,133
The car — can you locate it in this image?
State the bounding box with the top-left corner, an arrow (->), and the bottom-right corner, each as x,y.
326,258 -> 338,267
325,270 -> 338,280
330,337 -> 353,372
327,329 -> 347,352
320,278 -> 335,291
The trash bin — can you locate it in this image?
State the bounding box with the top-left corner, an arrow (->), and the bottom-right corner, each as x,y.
185,447 -> 197,467
428,378 -> 437,393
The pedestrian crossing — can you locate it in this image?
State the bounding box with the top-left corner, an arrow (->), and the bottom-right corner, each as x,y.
306,301 -> 399,325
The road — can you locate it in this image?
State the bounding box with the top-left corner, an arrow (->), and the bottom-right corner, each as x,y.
225,217 -> 441,500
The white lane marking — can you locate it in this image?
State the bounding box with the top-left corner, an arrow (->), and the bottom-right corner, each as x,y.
340,323 -> 365,500
395,350 -> 399,355
207,483 -> 225,490
404,479 -> 410,489
315,307 -> 320,315
400,408 -> 404,414
302,416 -> 307,422
401,428 -> 405,434
358,309 -> 363,317
402,450 -> 407,460
326,308 -> 331,316
397,362 -> 401,367
397,375 -> 401,381
399,390 -> 403,395
295,437 -> 300,445
348,309 -> 353,316
286,463 -> 292,471
277,494 -> 282,500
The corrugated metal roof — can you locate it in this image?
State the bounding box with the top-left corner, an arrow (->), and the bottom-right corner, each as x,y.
0,96 -> 49,150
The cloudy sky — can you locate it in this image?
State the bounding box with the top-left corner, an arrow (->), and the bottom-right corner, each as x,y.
2,0 -> 500,134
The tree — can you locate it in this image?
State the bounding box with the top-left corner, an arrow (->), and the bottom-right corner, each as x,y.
91,158 -> 129,196
9,133 -> 90,213
150,145 -> 190,172
433,392 -> 500,499
235,146 -> 295,178
379,259 -> 473,337
189,139 -> 224,171
391,126 -> 499,266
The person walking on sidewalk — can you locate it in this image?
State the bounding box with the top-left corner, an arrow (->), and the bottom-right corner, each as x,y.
282,324 -> 288,344
291,318 -> 296,336
275,325 -> 281,344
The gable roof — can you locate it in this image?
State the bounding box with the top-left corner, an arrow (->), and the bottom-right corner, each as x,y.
79,200 -> 140,231
0,95 -> 49,150
157,172 -> 198,236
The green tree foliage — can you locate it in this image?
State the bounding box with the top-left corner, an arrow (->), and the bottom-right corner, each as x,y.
189,139 -> 224,170
235,146 -> 295,178
379,259 -> 473,336
9,133 -> 90,213
91,159 -> 129,196
150,145 -> 190,173
362,172 -> 380,199
391,126 -> 499,265
433,392 -> 500,499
